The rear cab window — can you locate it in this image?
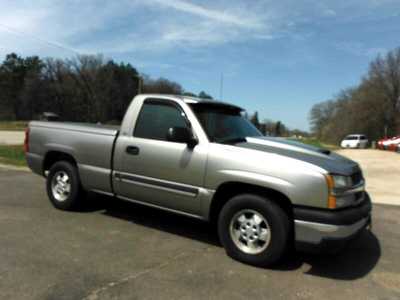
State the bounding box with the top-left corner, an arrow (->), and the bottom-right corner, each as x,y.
134,99 -> 189,141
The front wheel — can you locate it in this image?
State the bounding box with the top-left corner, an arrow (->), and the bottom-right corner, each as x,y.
46,161 -> 85,210
218,194 -> 290,267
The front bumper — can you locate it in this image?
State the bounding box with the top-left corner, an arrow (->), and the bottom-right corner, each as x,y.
294,193 -> 372,252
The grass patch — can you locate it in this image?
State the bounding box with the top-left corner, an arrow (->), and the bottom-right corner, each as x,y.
291,138 -> 339,150
0,145 -> 27,166
0,121 -> 29,131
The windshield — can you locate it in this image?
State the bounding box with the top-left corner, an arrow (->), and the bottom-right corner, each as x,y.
190,104 -> 262,143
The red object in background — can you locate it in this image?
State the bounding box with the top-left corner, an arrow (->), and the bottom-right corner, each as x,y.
378,136 -> 400,151
387,136 -> 400,151
24,127 -> 30,153
377,137 -> 389,150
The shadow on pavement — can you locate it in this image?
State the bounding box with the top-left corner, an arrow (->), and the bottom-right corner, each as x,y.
93,195 -> 220,246
87,194 -> 381,281
276,230 -> 381,280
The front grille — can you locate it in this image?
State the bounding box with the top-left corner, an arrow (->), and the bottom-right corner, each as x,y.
351,171 -> 363,185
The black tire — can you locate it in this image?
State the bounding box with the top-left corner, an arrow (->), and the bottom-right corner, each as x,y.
46,161 -> 85,211
218,194 -> 290,267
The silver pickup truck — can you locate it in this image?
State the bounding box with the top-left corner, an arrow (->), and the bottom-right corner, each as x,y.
26,94 -> 372,267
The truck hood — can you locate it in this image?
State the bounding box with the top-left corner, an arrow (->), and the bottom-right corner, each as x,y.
236,137 -> 360,175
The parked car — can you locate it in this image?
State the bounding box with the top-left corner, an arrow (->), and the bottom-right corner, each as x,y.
379,136 -> 400,150
40,112 -> 60,121
377,137 -> 389,150
25,94 -> 372,267
340,134 -> 368,149
386,136 -> 400,151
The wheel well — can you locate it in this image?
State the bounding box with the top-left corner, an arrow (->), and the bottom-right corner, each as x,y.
209,182 -> 293,224
43,151 -> 77,174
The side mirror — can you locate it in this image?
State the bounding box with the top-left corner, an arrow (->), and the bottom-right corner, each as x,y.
167,127 -> 198,148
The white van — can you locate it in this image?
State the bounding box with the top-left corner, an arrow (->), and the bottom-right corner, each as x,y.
340,134 -> 368,149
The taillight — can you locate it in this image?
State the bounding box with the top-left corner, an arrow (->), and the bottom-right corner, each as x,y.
24,127 -> 30,153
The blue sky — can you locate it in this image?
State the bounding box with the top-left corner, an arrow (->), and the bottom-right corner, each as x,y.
1,0 -> 400,130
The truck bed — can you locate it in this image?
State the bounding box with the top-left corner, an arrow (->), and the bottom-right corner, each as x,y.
30,121 -> 120,136
27,121 -> 120,195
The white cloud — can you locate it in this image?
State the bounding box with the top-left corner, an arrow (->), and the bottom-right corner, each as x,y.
148,0 -> 264,29
323,9 -> 337,17
0,0 -> 398,59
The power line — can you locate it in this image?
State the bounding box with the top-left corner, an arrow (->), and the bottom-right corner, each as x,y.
0,23 -> 81,56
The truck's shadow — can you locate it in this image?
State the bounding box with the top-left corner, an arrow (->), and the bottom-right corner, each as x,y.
87,195 -> 381,281
276,230 -> 381,280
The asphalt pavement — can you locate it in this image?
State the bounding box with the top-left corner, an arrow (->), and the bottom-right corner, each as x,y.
1,168 -> 400,300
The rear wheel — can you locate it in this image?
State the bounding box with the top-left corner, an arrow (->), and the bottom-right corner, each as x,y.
218,194 -> 290,267
46,161 -> 85,210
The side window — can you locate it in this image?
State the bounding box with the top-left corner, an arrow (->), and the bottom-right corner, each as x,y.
134,100 -> 189,141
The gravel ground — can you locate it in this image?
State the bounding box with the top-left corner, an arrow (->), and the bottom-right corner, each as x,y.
0,130 -> 24,145
337,149 -> 400,206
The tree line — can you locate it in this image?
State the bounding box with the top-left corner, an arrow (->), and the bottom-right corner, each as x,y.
0,53 -> 213,123
310,47 -> 400,143
247,111 -> 309,138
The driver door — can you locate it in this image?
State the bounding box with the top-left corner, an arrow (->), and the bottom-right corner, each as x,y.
113,99 -> 208,215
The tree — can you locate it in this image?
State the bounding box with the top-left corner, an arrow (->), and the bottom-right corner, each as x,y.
0,53 -> 44,120
142,76 -> 183,95
0,52 -> 221,122
367,48 -> 400,136
275,121 -> 282,137
183,91 -> 197,97
309,47 -> 400,143
250,112 -> 260,129
198,91 -> 213,99
309,99 -> 339,139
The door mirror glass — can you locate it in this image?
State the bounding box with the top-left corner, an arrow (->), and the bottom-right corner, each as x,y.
167,127 -> 198,147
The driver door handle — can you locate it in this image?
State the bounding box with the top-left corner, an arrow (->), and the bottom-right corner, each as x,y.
126,146 -> 140,155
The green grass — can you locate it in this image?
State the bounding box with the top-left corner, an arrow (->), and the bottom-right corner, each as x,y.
291,138 -> 339,150
0,145 -> 27,166
0,121 -> 29,131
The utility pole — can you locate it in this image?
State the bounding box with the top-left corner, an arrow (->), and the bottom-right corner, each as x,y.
137,75 -> 142,94
219,73 -> 224,101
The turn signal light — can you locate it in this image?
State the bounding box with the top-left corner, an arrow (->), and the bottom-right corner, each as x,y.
325,175 -> 337,209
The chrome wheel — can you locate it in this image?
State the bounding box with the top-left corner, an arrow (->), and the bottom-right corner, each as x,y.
229,209 -> 271,255
51,171 -> 71,202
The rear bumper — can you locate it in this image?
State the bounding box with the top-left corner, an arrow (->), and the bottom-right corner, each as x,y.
294,194 -> 372,252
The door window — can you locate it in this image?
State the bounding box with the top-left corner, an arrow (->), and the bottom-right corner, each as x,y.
134,100 -> 189,141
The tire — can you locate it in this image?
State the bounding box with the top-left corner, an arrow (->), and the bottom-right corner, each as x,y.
218,194 -> 290,267
46,161 -> 85,210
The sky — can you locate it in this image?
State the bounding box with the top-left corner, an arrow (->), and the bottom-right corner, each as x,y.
0,0 -> 399,130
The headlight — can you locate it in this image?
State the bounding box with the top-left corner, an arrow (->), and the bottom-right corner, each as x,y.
325,174 -> 353,209
331,175 -> 352,188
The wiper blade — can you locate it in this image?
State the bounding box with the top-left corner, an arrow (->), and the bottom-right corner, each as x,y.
219,137 -> 247,144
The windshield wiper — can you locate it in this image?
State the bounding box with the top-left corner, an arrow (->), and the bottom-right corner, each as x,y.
219,137 -> 247,144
